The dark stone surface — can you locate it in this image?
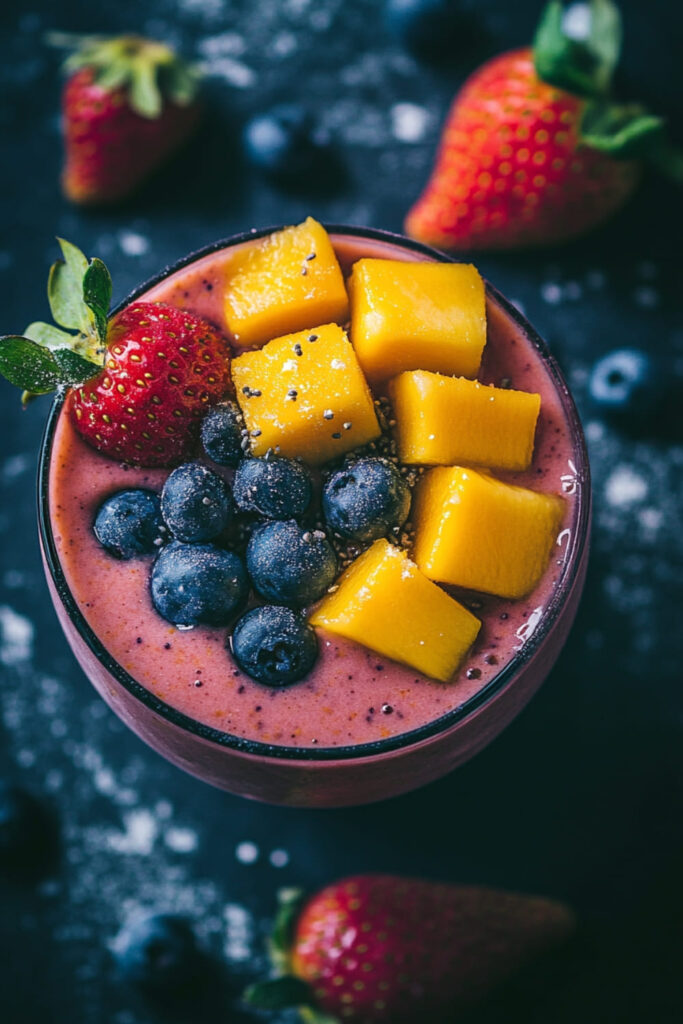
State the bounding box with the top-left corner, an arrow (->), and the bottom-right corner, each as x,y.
0,2 -> 681,1022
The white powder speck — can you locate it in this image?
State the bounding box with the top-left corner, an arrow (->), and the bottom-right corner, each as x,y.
390,103 -> 430,143
638,507 -> 663,533
541,282 -> 562,304
199,56 -> 256,88
564,281 -> 582,300
107,809 -> 159,856
605,466 -> 648,507
0,606 -> 34,665
634,286 -> 659,309
271,31 -> 298,57
118,230 -> 149,257
198,32 -> 246,57
563,2 -> 591,39
155,800 -> 173,820
585,420 -> 605,441
235,840 -> 259,864
164,827 -> 199,854
17,749 -> 36,768
223,903 -> 253,962
2,453 -> 30,481
269,848 -> 290,868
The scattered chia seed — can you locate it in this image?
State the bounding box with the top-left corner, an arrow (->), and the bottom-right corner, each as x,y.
136,637 -> 143,644
194,679 -> 203,687
323,410 -> 334,420
251,429 -> 262,437
499,378 -> 512,389
500,612 -> 509,620
343,421 -> 352,430
301,266 -> 308,276
381,703 -> 393,714
306,252 -> 316,261
164,642 -> 171,650
287,389 -> 298,401
331,432 -> 341,439
484,654 -> 498,665
308,334 -> 318,342
466,668 -> 482,680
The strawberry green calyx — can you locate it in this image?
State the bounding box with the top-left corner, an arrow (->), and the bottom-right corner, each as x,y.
533,0 -> 682,177
243,888 -> 336,1022
0,239 -> 109,402
48,32 -> 200,118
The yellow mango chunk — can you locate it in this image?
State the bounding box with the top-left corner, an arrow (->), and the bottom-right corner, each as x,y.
310,539 -> 480,682
349,259 -> 486,381
413,467 -> 564,599
224,218 -> 349,348
232,323 -> 380,464
390,371 -> 541,471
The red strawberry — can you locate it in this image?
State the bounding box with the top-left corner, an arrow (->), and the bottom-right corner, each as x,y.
245,875 -> 575,1023
0,239 -> 230,467
53,34 -> 200,205
406,0 -> 678,250
68,302 -> 230,466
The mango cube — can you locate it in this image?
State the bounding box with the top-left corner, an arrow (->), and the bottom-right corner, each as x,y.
309,539 -> 481,682
413,467 -> 565,599
224,218 -> 349,348
390,371 -> 541,471
232,323 -> 380,464
349,259 -> 486,381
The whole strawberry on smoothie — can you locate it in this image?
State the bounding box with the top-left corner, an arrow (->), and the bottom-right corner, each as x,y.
50,33 -> 201,205
406,0 -> 682,249
245,875 -> 575,1022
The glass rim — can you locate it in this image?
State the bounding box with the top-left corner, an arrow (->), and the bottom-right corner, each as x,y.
37,223 -> 591,764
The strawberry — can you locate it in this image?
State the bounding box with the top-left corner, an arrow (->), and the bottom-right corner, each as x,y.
51,33 -> 201,205
0,239 -> 230,467
406,0 -> 680,250
244,875 -> 575,1023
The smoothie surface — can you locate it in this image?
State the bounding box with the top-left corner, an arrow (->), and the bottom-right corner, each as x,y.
48,234 -> 579,749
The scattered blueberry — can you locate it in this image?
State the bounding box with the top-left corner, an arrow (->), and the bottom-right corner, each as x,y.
247,520 -> 337,606
243,104 -> 321,178
151,541 -> 249,626
200,401 -> 244,467
0,783 -> 49,869
94,489 -> 166,559
113,913 -> 201,992
322,457 -> 411,543
233,456 -> 313,519
160,462 -> 234,543
385,0 -> 474,60
231,605 -> 317,686
588,348 -> 666,419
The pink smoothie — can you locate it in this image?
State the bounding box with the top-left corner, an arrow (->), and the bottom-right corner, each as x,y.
48,233 -> 578,751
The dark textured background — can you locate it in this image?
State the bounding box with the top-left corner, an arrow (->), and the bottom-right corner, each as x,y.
0,2 -> 681,1022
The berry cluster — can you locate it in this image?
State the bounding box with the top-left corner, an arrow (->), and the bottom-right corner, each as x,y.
93,404 -> 411,687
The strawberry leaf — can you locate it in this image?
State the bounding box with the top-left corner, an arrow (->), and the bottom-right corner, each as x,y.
534,0 -> 622,99
581,102 -> 665,157
243,976 -> 314,1011
269,887 -> 306,973
52,348 -> 101,384
0,336 -> 67,393
163,61 -> 200,106
129,57 -> 163,118
24,321 -> 78,349
48,240 -> 93,332
83,258 -> 112,345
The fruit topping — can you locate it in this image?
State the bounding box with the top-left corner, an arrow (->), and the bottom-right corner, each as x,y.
243,104 -> 322,179
390,370 -> 541,471
233,456 -> 313,520
55,34 -> 201,206
231,605 -> 318,687
322,456 -> 411,543
247,520 -> 337,606
349,258 -> 486,381
200,400 -> 244,467
232,322 -> 380,464
413,466 -> 565,598
310,539 -> 480,681
151,541 -> 248,626
0,240 -> 231,467
93,488 -> 166,559
160,461 -> 234,543
112,912 -> 202,991
224,218 -> 349,348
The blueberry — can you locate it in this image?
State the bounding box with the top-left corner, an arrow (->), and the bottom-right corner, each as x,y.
588,349 -> 664,419
200,401 -> 244,467
0,783 -> 50,870
247,520 -> 337,606
161,462 -> 234,543
385,0 -> 473,60
322,457 -> 411,543
151,541 -> 249,626
233,456 -> 313,519
231,605 -> 317,686
94,489 -> 166,559
243,104 -> 321,178
113,912 -> 200,992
